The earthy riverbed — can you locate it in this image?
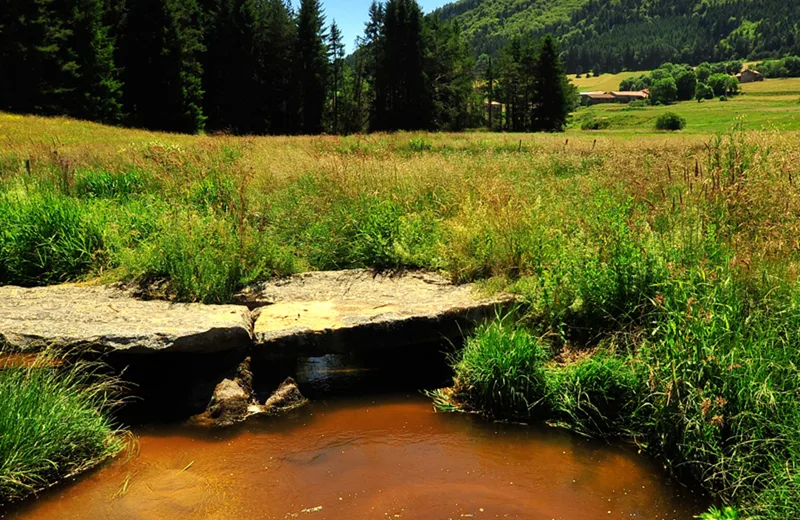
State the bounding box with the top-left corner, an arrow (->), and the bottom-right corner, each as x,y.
5,389 -> 705,520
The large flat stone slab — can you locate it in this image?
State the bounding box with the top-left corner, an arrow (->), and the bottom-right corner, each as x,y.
246,270 -> 513,357
0,285 -> 252,354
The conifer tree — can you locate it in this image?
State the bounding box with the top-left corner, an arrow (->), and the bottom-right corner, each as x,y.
203,0 -> 261,133
0,0 -> 75,114
532,35 -> 572,132
259,0 -> 296,134
0,0 -> 46,112
484,55 -> 495,129
295,0 -> 327,134
372,0 -> 429,131
69,0 -> 123,123
162,0 -> 206,133
423,15 -> 474,131
328,21 -> 343,134
119,0 -> 205,133
363,0 -> 385,130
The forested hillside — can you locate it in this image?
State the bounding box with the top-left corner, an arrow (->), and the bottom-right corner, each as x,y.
438,0 -> 800,73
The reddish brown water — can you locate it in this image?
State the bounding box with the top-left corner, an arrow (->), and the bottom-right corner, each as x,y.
5,394 -> 705,520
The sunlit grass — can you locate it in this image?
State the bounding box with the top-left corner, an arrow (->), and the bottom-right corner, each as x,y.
0,352 -> 126,503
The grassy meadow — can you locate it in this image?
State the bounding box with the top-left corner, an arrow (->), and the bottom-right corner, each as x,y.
567,70 -> 648,92
571,75 -> 800,133
4,108 -> 800,518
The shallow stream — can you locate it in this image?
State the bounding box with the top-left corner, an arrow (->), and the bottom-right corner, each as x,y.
3,353 -> 707,520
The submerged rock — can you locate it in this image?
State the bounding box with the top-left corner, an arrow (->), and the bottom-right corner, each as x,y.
193,357 -> 256,427
204,379 -> 251,427
193,359 -> 306,427
262,377 -> 307,414
0,284 -> 252,354
242,270 -> 514,358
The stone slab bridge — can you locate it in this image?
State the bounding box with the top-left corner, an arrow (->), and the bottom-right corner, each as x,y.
0,270 -> 514,360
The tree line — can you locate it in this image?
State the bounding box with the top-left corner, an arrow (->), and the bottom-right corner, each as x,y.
620,61 -> 742,105
0,0 -> 574,134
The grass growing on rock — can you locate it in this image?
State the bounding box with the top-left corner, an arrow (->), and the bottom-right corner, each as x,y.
0,352 -> 126,503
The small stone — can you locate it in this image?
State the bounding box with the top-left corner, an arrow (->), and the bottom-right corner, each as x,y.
192,357 -> 257,427
262,377 -> 307,414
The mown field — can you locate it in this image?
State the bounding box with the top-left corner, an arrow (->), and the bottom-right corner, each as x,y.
2,112 -> 800,518
568,70 -> 648,92
570,75 -> 800,134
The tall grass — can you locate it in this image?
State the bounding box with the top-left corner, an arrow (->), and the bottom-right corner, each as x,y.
0,190 -> 105,285
442,131 -> 800,518
0,352 -> 126,503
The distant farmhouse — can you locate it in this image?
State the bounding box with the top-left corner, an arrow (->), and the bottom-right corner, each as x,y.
736,69 -> 764,83
580,90 -> 649,106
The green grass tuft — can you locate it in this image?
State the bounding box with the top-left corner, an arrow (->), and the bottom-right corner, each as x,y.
0,191 -> 105,286
0,352 -> 126,503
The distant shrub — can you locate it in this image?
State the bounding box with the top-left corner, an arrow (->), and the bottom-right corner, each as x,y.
708,73 -> 733,97
695,82 -> 714,100
407,137 -> 432,152
627,99 -> 648,108
675,69 -> 697,101
654,112 -> 686,131
719,95 -> 728,102
581,118 -> 610,130
649,77 -> 678,105
619,74 -> 652,91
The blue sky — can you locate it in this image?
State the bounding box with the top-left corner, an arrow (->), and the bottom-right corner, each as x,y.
291,0 -> 452,53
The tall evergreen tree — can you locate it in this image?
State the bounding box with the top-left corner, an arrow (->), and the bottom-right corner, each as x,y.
484,55 -> 495,129
328,20 -> 343,134
69,0 -> 123,123
362,0 -> 384,129
0,0 -> 122,122
532,35 -> 572,132
372,0 -> 429,131
259,0 -> 296,134
0,0 -> 74,114
203,0 -> 261,133
118,0 -> 205,133
423,15 -> 474,131
295,0 -> 327,134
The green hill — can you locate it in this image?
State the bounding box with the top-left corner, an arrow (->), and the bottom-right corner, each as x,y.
436,0 -> 800,73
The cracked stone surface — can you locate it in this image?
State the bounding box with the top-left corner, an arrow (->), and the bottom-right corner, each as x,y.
0,284 -> 252,354
0,271 -> 512,358
243,270 -> 513,357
